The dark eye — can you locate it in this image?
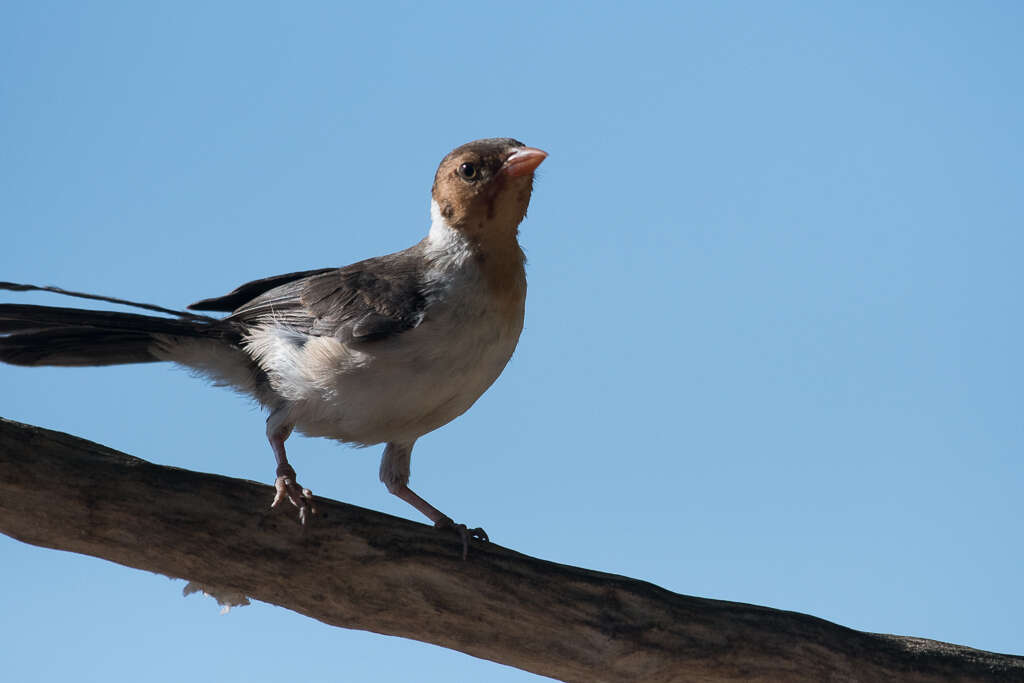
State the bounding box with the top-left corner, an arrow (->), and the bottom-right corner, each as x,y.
457,162 -> 478,180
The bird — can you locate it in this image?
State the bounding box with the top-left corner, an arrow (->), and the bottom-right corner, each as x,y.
0,137 -> 547,557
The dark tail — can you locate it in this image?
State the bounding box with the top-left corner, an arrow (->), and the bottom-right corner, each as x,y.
0,292 -> 236,368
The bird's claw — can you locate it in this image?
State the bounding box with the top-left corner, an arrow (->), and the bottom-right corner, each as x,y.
436,517 -> 488,560
272,464 -> 315,524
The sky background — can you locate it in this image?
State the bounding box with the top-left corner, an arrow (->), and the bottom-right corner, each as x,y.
1,2 -> 1022,681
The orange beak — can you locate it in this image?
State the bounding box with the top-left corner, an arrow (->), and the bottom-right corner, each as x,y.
502,147 -> 548,177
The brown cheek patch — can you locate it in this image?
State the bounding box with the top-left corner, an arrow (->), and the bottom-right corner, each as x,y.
484,175 -> 508,221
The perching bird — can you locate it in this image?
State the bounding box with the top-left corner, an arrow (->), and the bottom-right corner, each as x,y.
0,137 -> 547,556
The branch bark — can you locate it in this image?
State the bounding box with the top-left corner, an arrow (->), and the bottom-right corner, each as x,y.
0,417 -> 1019,682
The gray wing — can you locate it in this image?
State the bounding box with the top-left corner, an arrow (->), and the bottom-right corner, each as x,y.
188,268 -> 336,312
225,247 -> 429,344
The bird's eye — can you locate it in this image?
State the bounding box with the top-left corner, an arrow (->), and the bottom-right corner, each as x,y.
457,162 -> 478,180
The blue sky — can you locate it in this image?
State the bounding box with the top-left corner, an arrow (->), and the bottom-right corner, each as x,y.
2,2 -> 1022,680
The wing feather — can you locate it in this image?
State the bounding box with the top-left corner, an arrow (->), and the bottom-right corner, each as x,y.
220,247 -> 429,344
188,268 -> 335,312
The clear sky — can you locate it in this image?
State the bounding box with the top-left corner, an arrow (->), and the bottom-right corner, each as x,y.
2,2 -> 1022,681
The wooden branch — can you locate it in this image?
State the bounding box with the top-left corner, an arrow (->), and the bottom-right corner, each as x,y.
0,417 -> 1019,682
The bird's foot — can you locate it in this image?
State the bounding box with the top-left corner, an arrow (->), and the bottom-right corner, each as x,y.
435,517 -> 488,560
271,464 -> 315,524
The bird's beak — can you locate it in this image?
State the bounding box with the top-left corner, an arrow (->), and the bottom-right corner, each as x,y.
502,147 -> 548,177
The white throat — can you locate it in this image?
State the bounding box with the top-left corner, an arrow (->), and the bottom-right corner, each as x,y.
426,199 -> 471,257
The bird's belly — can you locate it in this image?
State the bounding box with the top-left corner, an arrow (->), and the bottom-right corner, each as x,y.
279,308 -> 522,445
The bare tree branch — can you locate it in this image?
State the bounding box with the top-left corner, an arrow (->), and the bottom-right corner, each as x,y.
0,417 -> 1019,682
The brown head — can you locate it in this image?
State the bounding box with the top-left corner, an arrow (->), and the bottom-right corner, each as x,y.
431,138 -> 547,249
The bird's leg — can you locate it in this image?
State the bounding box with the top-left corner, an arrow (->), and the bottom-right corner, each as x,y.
267,411 -> 314,524
380,442 -> 488,559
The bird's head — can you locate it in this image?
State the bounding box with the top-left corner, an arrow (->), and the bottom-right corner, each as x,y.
430,138 -> 547,248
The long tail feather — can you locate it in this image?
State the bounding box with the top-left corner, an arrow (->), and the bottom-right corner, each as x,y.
0,293 -> 238,368
0,303 -> 217,335
0,282 -> 215,321
0,328 -> 164,366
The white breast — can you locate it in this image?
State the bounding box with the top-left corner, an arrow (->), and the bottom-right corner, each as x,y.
248,210 -> 525,445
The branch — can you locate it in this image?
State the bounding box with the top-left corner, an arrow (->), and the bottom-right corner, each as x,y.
0,417 -> 1019,682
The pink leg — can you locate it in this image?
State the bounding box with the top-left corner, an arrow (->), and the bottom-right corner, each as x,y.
380,442 -> 488,559
390,482 -> 489,558
267,414 -> 314,524
389,482 -> 452,525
